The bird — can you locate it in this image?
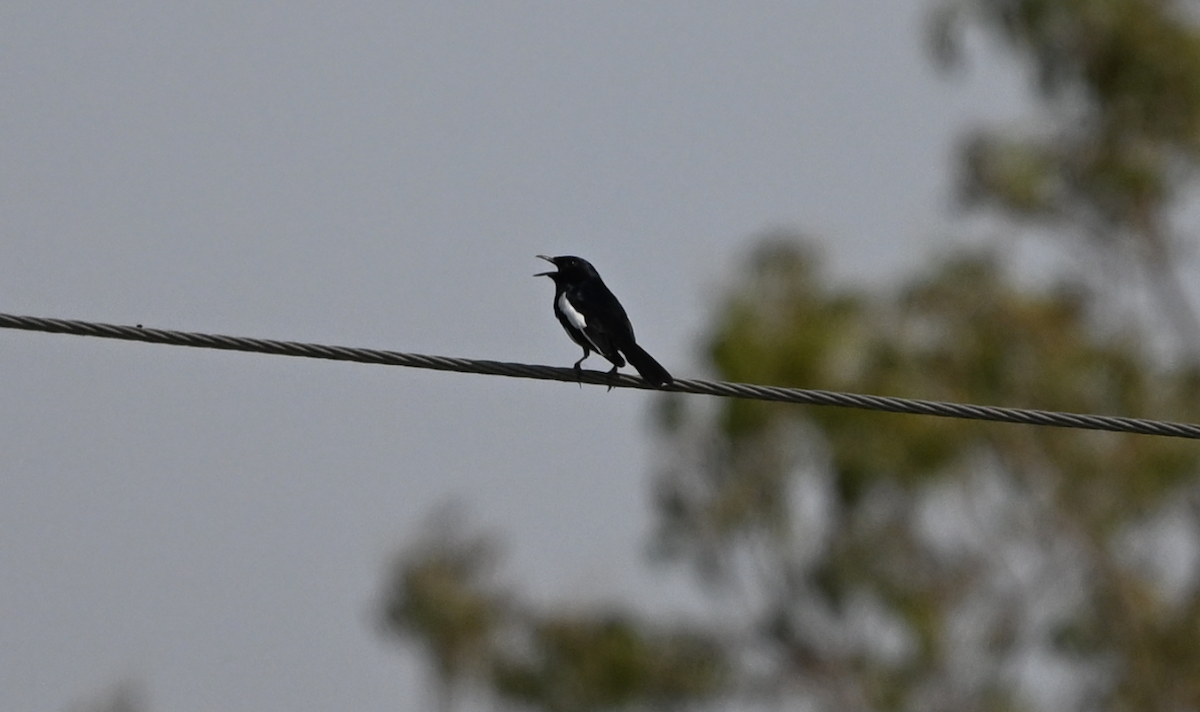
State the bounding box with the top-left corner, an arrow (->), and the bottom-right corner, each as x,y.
535,254 -> 673,387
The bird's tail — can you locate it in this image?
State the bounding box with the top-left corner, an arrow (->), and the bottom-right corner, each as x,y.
623,343 -> 673,386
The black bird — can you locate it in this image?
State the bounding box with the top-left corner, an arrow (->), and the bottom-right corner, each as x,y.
536,255 -> 673,387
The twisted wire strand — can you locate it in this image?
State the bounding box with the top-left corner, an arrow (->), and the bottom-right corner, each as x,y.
2,312 -> 1199,440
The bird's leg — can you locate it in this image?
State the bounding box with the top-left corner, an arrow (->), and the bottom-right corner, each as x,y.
573,349 -> 589,387
606,364 -> 619,392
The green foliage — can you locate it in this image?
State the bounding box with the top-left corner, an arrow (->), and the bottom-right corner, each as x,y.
379,513 -> 729,711
378,518 -> 504,687
653,236 -> 1200,710
492,616 -> 726,711
698,239 -> 1200,510
940,0 -> 1200,245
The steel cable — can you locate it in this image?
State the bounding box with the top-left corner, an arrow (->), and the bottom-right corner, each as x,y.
2,312 -> 1199,440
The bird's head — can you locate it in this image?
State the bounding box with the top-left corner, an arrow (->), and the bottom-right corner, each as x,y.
535,255 -> 598,280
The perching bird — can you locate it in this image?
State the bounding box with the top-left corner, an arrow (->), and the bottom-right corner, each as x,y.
536,254 -> 673,387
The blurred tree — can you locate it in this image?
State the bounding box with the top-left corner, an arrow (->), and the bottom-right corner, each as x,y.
931,0 -> 1200,351
379,2 -> 1200,710
378,508 -> 728,711
650,238 -> 1200,711
378,509 -> 507,712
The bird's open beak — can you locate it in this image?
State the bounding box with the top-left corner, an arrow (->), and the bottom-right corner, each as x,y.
534,254 -> 556,277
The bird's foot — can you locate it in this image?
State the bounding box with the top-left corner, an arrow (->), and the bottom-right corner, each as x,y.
606,366 -> 619,392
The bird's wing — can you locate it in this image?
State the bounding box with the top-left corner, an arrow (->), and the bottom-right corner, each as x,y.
571,281 -> 634,340
565,283 -> 628,361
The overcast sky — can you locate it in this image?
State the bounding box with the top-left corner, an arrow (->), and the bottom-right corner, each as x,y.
0,3 -> 1028,711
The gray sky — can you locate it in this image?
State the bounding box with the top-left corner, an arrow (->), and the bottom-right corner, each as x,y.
0,3 -> 1026,711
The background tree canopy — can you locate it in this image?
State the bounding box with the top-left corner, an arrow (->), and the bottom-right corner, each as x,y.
380,1 -> 1200,710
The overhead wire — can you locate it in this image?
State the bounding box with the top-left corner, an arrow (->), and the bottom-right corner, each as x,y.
2,312 -> 1199,440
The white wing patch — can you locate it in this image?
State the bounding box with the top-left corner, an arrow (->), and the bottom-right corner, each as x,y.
559,293 -> 605,353
558,293 -> 587,331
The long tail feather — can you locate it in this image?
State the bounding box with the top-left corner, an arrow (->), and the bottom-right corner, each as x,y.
622,343 -> 673,386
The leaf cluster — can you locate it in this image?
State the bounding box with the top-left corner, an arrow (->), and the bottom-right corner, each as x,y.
936,0 -> 1200,237
653,236 -> 1200,710
378,514 -> 729,712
